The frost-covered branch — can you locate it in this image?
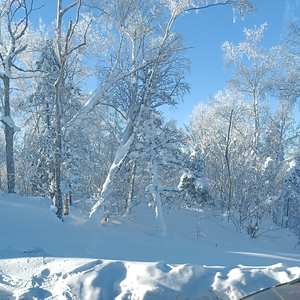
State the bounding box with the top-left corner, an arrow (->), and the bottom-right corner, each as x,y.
64,60 -> 149,139
62,1 -> 79,17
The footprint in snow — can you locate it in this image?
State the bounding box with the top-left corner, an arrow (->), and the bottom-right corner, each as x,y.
0,272 -> 22,287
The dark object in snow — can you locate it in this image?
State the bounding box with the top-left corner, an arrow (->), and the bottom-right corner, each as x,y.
240,278 -> 300,300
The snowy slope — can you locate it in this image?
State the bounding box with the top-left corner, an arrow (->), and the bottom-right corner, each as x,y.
0,194 -> 300,300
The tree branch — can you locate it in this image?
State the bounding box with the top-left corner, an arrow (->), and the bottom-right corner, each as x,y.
182,1 -> 230,14
99,101 -> 127,120
61,0 -> 79,16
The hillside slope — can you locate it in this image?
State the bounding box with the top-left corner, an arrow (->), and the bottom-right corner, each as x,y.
0,194 -> 300,299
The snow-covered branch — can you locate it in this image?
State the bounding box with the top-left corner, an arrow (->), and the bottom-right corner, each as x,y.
64,61 -> 149,139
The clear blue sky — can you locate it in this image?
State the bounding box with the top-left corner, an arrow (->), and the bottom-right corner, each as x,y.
162,0 -> 300,127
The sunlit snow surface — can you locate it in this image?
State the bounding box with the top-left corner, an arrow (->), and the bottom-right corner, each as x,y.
1,194 -> 300,299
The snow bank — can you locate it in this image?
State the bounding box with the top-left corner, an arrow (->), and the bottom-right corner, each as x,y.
1,257 -> 300,299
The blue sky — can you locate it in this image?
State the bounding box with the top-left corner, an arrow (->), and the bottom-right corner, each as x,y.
162,0 -> 300,127
32,1 -> 300,127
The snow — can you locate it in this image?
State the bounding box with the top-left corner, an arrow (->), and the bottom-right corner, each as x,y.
1,194 -> 300,299
0,115 -> 20,132
89,133 -> 135,219
179,171 -> 210,191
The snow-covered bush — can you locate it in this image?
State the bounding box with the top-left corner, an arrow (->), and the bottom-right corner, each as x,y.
178,147 -> 211,208
274,157 -> 300,240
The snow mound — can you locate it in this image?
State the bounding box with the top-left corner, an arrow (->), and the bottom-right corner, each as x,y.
1,258 -> 300,299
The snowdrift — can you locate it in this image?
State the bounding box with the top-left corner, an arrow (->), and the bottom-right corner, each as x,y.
0,194 -> 300,299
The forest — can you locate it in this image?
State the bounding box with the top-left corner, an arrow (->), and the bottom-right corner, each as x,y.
1,0 -> 300,241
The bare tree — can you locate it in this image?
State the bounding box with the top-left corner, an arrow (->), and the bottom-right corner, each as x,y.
0,0 -> 37,193
222,23 -> 280,170
279,19 -> 300,110
53,0 -> 90,219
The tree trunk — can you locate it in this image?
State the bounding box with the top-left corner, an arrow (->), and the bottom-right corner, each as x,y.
89,124 -> 135,219
3,76 -> 15,193
53,81 -> 63,219
124,159 -> 136,217
149,159 -> 167,236
253,95 -> 260,171
225,108 -> 234,219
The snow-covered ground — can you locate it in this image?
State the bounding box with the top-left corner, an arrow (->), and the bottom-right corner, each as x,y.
1,194 -> 300,299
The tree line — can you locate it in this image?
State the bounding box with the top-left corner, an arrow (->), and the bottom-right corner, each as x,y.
188,22 -> 300,239
2,0 -> 300,239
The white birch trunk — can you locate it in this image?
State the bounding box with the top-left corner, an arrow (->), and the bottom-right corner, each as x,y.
89,125 -> 135,220
225,108 -> 234,218
147,156 -> 167,236
53,79 -> 63,219
53,0 -> 64,220
123,159 -> 136,218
